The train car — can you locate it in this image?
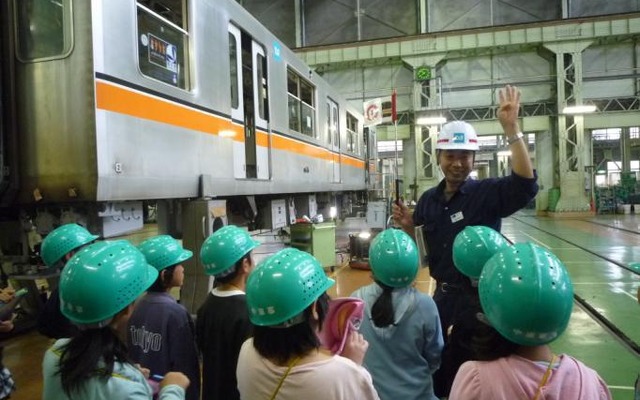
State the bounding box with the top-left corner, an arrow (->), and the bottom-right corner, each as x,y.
0,0 -> 372,241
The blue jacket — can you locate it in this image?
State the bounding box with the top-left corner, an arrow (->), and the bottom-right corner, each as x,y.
42,338 -> 185,400
352,284 -> 443,400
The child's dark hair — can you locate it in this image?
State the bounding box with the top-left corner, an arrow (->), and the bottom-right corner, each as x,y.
471,316 -> 519,361
147,265 -> 177,292
215,253 -> 251,285
253,292 -> 329,365
371,281 -> 395,328
57,327 -> 130,397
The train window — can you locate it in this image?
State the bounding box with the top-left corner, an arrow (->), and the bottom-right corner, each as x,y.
229,32 -> 239,109
332,103 -> 339,145
256,52 -> 268,120
14,0 -> 73,62
287,69 -> 315,137
137,0 -> 189,89
326,103 -> 331,144
346,113 -> 358,154
326,99 -> 339,146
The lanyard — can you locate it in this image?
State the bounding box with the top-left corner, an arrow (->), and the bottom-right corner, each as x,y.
269,356 -> 301,400
531,354 -> 557,400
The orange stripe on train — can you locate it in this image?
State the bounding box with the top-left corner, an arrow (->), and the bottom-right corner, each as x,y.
95,80 -> 242,141
96,80 -> 364,169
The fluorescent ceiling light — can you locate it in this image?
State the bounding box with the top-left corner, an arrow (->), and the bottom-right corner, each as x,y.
497,150 -> 512,157
416,116 -> 447,125
562,105 -> 596,114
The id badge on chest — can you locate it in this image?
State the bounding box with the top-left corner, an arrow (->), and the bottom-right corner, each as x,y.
450,211 -> 464,223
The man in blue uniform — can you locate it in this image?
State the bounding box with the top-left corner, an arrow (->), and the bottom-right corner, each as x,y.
393,84 -> 538,396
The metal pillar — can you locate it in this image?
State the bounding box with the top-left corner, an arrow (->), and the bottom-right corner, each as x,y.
497,153 -> 510,178
544,41 -> 592,212
621,127 -> 631,173
295,0 -> 304,47
402,55 -> 446,198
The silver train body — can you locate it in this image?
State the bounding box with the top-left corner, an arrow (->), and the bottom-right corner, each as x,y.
0,0 -> 373,236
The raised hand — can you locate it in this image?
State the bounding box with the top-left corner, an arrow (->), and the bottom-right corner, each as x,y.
497,85 -> 521,136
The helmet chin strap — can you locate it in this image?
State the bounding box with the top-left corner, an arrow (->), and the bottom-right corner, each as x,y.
269,312 -> 307,329
74,317 -> 114,331
73,302 -> 132,332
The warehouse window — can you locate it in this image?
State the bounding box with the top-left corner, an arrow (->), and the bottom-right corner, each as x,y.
14,0 -> 73,62
346,112 -> 358,154
287,69 -> 315,137
137,0 -> 189,89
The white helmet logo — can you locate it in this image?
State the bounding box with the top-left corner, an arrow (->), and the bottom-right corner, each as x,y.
436,121 -> 480,151
453,132 -> 466,143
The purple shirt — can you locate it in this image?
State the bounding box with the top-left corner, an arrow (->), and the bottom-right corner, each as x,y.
127,292 -> 200,400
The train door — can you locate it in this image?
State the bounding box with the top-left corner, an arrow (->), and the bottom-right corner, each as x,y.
364,126 -> 376,185
229,25 -> 269,180
229,26 -> 245,179
252,42 -> 269,180
327,98 -> 341,183
240,34 -> 257,179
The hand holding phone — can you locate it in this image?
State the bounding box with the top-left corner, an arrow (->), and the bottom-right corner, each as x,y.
0,288 -> 29,321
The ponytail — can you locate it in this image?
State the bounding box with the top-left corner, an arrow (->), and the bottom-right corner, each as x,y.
371,281 -> 395,328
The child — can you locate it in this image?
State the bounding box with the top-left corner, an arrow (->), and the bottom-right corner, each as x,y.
449,242 -> 612,400
128,235 -> 200,400
237,248 -> 380,400
38,223 -> 99,339
42,240 -> 190,399
351,228 -> 443,400
196,225 -> 259,400
435,225 -> 511,394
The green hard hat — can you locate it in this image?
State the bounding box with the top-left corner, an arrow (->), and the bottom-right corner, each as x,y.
479,242 -> 574,346
246,248 -> 334,326
138,235 -> 192,271
60,240 -> 158,326
368,229 -> 418,288
453,225 -> 510,279
200,225 -> 260,276
41,223 -> 99,267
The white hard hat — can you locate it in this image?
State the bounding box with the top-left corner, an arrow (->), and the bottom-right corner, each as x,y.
436,121 -> 479,151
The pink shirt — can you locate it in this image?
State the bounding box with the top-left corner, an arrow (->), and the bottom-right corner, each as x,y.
237,339 -> 380,400
450,354 -> 612,400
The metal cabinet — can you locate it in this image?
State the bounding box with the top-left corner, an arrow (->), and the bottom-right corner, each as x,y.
260,199 -> 288,229
290,222 -> 336,270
